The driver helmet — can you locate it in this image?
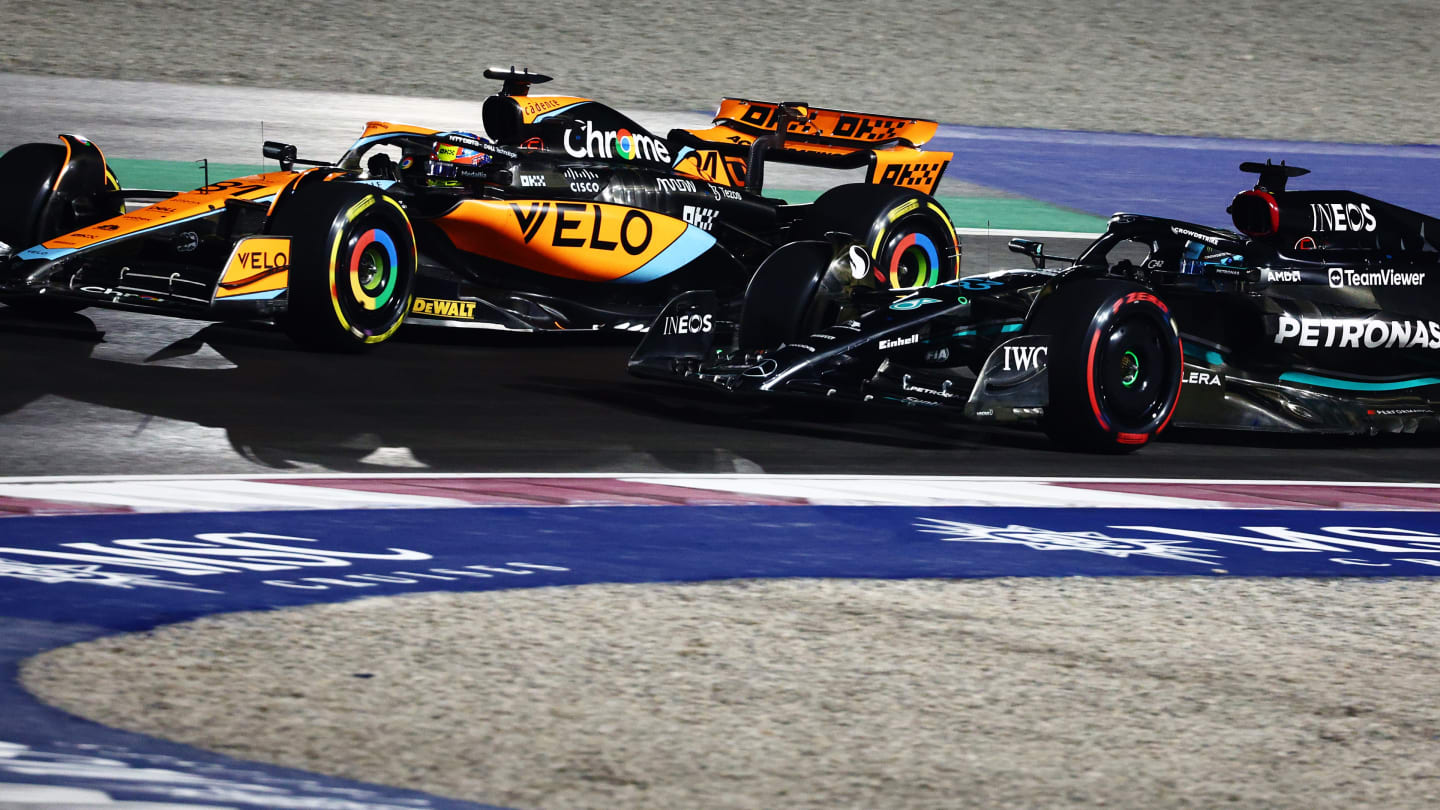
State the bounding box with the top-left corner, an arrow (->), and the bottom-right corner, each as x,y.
425,132 -> 493,186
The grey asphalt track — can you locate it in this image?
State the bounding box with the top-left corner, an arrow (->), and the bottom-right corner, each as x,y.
10,10 -> 1440,810
0,70 -> 1435,481
4,254 -> 1440,481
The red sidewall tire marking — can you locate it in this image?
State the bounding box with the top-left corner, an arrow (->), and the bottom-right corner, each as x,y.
1085,324 -> 1110,432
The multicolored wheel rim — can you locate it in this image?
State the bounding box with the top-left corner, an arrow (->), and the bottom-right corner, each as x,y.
327,195 -> 414,344
887,232 -> 941,288
348,228 -> 400,311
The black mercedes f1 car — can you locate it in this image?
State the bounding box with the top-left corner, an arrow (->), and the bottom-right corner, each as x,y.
0,68 -> 959,350
630,161 -> 1440,451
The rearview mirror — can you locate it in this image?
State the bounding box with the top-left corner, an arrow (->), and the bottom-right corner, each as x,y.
263,141 -> 297,171
1008,238 -> 1046,269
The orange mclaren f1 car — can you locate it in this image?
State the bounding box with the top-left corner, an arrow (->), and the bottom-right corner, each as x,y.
0,68 -> 960,350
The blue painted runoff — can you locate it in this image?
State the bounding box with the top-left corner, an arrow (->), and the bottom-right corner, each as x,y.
933,124 -> 1440,229
5,504 -> 1440,807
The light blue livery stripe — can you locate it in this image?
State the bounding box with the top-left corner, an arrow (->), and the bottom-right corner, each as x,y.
16,245 -> 77,261
219,289 -> 286,301
1279,371 -> 1440,391
612,226 -> 716,284
533,101 -> 590,122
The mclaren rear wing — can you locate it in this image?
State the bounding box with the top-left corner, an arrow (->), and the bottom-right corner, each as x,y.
669,99 -> 952,196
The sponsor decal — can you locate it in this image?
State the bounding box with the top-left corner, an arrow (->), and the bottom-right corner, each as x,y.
521,137 -> 545,150
563,168 -> 599,181
411,297 -> 476,319
1002,344 -> 1048,371
889,297 -> 942,311
844,244 -> 871,279
1372,407 -> 1432,416
1171,226 -> 1222,246
919,517 -> 1440,571
1264,269 -> 1302,283
1274,314 -> 1440,349
96,223 -> 119,231
681,205 -> 718,231
443,133 -> 485,150
232,246 -> 285,270
0,532 -> 424,592
524,98 -> 567,115
174,231 -> 199,253
1327,267 -> 1425,288
925,346 -> 951,362
709,184 -> 742,201
834,114 -> 907,141
518,174 -> 546,187
218,236 -> 292,296
1311,201 -> 1377,233
563,121 -> 670,163
0,741 -> 455,810
901,374 -> 958,399
1186,370 -> 1223,386
509,201 -> 654,255
569,181 -> 601,193
878,159 -> 949,191
0,530 -> 570,594
661,312 -> 713,335
657,177 -> 697,193
879,333 -> 921,350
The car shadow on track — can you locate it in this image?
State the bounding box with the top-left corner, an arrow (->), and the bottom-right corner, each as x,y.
5,306 -> 1439,478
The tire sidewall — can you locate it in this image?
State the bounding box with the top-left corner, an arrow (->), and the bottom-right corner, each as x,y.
273,184 -> 416,350
1032,280 -> 1183,450
803,185 -> 960,289
0,143 -> 67,248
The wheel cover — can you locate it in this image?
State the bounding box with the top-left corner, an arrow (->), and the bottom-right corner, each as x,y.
1093,312 -> 1176,430
348,228 -> 400,311
885,231 -> 941,288
1120,350 -> 1140,388
326,195 -> 414,343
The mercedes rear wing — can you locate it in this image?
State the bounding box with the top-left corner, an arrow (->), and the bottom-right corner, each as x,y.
669,99 -> 952,196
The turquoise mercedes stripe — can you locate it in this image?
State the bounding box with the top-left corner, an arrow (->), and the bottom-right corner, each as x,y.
1279,371 -> 1440,391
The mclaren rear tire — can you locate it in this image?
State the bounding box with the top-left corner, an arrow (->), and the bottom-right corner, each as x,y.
803,185 -> 960,289
269,183 -> 417,352
1027,278 -> 1183,452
